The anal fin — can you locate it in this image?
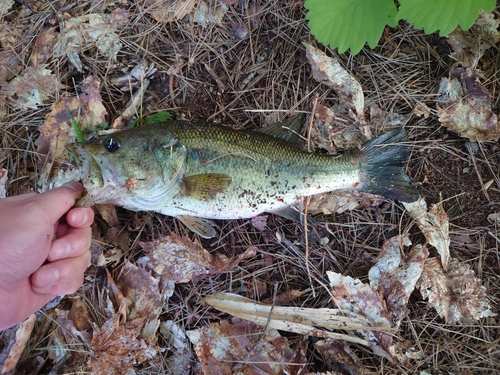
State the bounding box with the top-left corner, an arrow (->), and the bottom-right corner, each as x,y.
177,215 -> 216,239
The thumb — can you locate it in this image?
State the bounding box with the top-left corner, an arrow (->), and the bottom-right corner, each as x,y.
34,182 -> 84,223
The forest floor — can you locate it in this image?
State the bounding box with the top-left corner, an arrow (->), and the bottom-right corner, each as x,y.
0,0 -> 499,374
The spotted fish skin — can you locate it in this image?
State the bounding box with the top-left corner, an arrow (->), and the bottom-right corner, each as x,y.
68,117 -> 418,237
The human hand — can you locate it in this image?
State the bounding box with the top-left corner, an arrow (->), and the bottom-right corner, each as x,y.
0,182 -> 94,331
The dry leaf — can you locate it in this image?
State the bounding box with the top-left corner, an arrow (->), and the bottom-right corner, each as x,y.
327,272 -> 396,362
103,227 -> 129,259
110,61 -> 157,91
111,7 -> 129,24
31,27 -> 58,66
54,11 -> 128,72
436,65 -> 500,142
5,66 -> 63,109
309,119 -> 336,153
144,0 -> 199,24
0,24 -> 22,51
447,11 -> 500,69
310,103 -> 363,153
487,212 -> 500,223
36,108 -> 71,164
89,315 -> 158,375
261,288 -> 307,305
0,168 -> 7,198
105,270 -> 127,319
0,51 -> 19,84
186,318 -> 305,375
250,215 -> 267,232
159,321 -> 194,374
0,0 -> 14,15
308,190 -> 384,216
193,0 -> 228,27
55,308 -> 92,348
95,204 -> 120,227
314,339 -> 364,375
115,261 -> 164,343
35,75 -> 107,161
418,258 -> 496,324
0,50 -> 20,114
368,235 -> 429,326
67,298 -> 93,332
47,309 -> 91,367
0,314 -> 36,374
327,235 -> 429,362
111,79 -> 150,129
314,102 -> 336,124
82,271 -> 159,373
204,292 -> 382,346
78,75 -> 109,127
310,104 -> 336,152
412,103 -> 431,118
100,246 -> 124,267
404,197 -> 450,270
139,234 -> 257,283
304,43 -> 365,122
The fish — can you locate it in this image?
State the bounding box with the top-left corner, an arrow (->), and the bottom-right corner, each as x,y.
67,115 -> 418,238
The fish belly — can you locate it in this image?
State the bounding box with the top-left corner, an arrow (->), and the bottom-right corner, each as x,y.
157,162 -> 360,220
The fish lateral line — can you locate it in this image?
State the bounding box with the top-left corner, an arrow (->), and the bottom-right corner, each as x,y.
199,151 -> 257,167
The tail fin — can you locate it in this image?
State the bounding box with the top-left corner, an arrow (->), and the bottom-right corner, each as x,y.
357,128 -> 419,202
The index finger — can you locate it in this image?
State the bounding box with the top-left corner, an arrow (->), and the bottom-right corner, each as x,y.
32,182 -> 85,223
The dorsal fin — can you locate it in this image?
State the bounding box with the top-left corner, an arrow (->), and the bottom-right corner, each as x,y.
255,114 -> 306,148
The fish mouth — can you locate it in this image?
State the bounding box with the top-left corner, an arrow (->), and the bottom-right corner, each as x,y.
66,145 -> 95,183
66,144 -> 107,206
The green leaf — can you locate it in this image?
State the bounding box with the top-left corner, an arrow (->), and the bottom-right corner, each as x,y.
94,122 -> 109,131
397,0 -> 495,36
70,116 -> 85,143
131,118 -> 142,128
132,111 -> 172,128
145,111 -> 171,124
305,0 -> 398,55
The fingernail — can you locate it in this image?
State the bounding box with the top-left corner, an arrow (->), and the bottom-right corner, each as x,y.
71,209 -> 88,227
62,181 -> 82,191
36,267 -> 59,287
50,240 -> 71,260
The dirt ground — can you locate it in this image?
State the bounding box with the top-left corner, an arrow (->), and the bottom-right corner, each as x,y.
0,1 -> 499,374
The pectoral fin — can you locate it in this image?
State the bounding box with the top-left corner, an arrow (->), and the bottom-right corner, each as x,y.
181,173 -> 232,201
177,215 -> 216,238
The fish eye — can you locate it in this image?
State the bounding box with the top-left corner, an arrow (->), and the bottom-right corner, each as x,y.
104,137 -> 121,152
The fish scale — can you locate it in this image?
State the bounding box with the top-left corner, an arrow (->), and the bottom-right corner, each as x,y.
162,122 -> 361,219
68,116 -> 418,238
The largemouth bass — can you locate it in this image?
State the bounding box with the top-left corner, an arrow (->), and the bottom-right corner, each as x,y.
67,116 -> 418,238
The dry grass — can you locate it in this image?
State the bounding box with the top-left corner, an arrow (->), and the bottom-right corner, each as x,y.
1,0 -> 499,374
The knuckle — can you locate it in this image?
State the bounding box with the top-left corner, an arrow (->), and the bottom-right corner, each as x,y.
52,279 -> 83,296
20,199 -> 46,217
67,229 -> 92,255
